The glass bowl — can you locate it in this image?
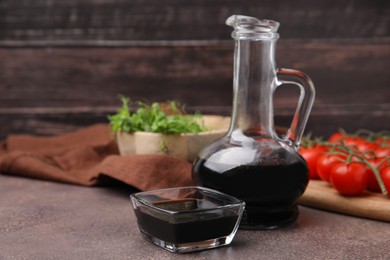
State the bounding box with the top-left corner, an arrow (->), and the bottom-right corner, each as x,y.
130,186 -> 245,253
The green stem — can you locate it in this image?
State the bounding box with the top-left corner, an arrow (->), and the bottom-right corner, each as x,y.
355,154 -> 388,195
366,161 -> 387,195
335,144 -> 388,195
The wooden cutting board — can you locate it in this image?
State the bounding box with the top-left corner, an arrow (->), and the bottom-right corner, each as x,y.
298,180 -> 390,222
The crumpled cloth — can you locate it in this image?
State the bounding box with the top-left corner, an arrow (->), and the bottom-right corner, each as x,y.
0,124 -> 193,191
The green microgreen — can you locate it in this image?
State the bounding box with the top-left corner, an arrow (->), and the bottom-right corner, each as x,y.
108,96 -> 207,135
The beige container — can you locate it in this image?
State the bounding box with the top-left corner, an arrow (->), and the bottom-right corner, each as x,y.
116,115 -> 230,161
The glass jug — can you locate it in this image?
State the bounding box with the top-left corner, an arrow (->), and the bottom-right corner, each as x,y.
193,15 -> 315,229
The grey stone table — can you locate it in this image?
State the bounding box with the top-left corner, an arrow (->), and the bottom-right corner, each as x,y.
1,175 -> 389,260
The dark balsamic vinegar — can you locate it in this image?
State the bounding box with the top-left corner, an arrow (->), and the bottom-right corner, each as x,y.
135,199 -> 238,243
193,149 -> 309,229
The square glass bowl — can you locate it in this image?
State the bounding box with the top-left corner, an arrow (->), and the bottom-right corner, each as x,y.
130,186 -> 245,253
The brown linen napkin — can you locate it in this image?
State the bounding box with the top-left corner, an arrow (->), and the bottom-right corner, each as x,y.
0,124 -> 193,191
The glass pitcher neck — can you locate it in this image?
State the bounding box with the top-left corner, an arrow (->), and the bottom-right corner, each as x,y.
225,15 -> 281,139
226,15 -> 280,41
228,34 -> 278,139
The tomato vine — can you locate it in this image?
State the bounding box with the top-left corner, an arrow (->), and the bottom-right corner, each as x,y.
299,129 -> 390,197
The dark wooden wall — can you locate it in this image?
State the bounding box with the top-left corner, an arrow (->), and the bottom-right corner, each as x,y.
1,0 -> 389,139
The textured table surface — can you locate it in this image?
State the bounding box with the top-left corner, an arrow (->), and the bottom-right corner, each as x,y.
1,175 -> 389,260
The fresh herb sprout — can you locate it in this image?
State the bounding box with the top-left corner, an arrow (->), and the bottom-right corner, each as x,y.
108,96 -> 206,134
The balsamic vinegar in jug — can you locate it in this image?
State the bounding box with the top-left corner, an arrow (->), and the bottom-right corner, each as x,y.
193,138 -> 309,229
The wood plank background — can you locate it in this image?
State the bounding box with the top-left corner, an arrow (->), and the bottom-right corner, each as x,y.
0,0 -> 389,139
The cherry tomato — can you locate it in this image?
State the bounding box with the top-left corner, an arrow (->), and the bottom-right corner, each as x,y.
330,162 -> 368,196
329,135 -> 353,145
375,138 -> 390,146
380,166 -> 390,197
343,137 -> 361,146
353,140 -> 378,153
365,158 -> 388,192
328,132 -> 345,143
374,147 -> 390,158
316,153 -> 345,182
340,137 -> 371,151
299,146 -> 327,179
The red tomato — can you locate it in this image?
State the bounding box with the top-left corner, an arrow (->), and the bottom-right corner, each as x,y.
299,146 -> 327,179
316,153 -> 345,182
375,138 -> 390,146
340,137 -> 371,151
330,162 -> 368,196
343,137 -> 361,146
328,132 -> 345,143
353,140 -> 378,152
380,166 -> 390,197
374,147 -> 390,158
366,159 -> 388,192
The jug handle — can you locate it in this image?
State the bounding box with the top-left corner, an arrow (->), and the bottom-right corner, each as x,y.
276,68 -> 315,148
